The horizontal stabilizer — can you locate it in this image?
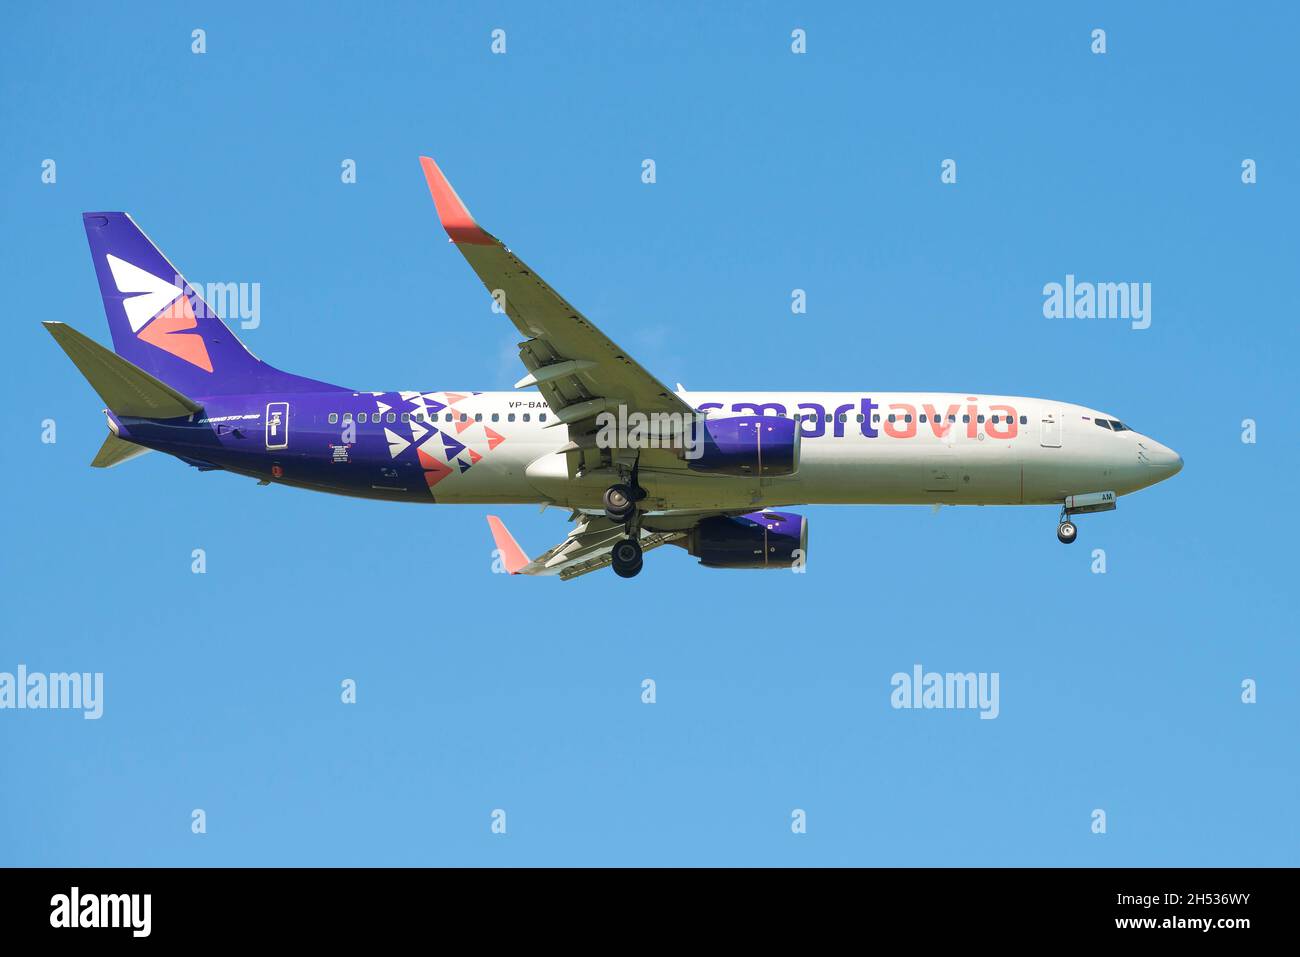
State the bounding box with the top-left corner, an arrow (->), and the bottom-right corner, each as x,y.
43,321 -> 202,418
91,432 -> 152,468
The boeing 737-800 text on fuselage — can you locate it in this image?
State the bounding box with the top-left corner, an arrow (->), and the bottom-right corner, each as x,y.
46,157 -> 1182,580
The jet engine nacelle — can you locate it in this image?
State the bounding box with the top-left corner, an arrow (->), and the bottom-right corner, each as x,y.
688,511 -> 808,569
684,415 -> 800,477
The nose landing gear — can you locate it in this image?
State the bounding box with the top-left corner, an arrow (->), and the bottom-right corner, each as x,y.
1056,504 -> 1079,544
1055,492 -> 1118,544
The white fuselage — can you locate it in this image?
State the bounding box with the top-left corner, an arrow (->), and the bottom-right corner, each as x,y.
417,391 -> 1183,510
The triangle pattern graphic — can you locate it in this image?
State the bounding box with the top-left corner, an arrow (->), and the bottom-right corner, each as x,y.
440,434 -> 465,460
384,428 -> 410,459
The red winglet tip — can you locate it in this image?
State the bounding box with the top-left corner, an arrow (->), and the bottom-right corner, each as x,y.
419,156 -> 495,245
486,515 -> 530,575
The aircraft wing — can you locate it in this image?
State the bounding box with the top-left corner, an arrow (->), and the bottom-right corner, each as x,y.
419,157 -> 695,432
487,513 -> 686,582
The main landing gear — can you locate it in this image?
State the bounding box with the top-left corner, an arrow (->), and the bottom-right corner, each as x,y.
606,462 -> 647,578
611,537 -> 644,578
603,484 -> 636,523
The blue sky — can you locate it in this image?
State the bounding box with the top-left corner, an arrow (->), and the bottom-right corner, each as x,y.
1,1 -> 1295,865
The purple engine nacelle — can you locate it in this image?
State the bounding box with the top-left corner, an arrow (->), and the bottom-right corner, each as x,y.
684,415 -> 800,476
688,511 -> 808,569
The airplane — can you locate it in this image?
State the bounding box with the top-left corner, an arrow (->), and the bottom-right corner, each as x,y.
45,156 -> 1183,581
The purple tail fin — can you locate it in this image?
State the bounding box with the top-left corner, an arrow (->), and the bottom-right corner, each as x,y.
82,212 -> 344,396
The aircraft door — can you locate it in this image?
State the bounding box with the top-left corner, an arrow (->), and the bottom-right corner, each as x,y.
1040,411 -> 1061,449
266,402 -> 289,450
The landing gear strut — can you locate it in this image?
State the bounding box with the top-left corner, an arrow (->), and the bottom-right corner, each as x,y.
611,537 -> 644,578
607,460 -> 647,577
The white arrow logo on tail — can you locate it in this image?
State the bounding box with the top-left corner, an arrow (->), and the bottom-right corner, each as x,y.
106,254 -> 183,333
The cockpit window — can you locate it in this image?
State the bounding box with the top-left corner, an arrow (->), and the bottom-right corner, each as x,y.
1094,418 -> 1132,432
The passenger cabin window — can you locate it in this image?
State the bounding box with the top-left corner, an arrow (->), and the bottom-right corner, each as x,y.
539,414 -> 547,422
358,413 -> 368,423
475,413 -> 483,422
492,413 -> 500,422
343,413 -> 353,422
328,413 -> 338,424
523,413 -> 531,422
1019,415 -> 1027,425
508,413 -> 516,422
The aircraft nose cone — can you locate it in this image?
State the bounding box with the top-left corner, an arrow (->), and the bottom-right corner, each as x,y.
1140,440 -> 1182,475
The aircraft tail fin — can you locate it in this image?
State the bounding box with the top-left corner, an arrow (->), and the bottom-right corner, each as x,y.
91,432 -> 153,468
43,321 -> 202,419
80,212 -> 343,396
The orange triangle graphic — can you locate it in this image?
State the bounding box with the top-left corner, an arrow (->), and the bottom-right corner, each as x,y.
484,427 -> 505,450
444,392 -> 467,404
137,294 -> 213,372
468,449 -> 482,464
422,460 -> 452,488
454,416 -> 475,434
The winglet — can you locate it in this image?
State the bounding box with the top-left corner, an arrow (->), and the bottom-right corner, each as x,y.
419,157 -> 496,245
486,515 -> 531,574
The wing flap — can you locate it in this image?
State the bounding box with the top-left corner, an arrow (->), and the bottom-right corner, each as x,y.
556,530 -> 684,581
485,513 -> 685,581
